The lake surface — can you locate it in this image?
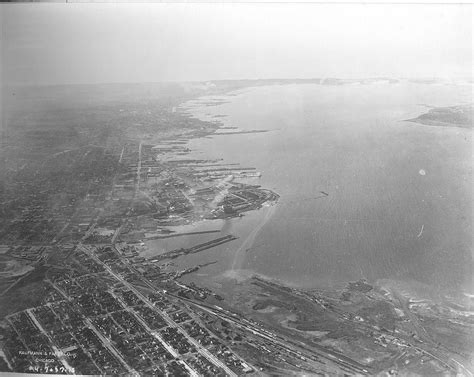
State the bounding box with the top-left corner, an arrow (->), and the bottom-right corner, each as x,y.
150,82 -> 473,295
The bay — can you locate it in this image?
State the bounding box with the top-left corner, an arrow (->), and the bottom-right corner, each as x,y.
151,82 -> 473,296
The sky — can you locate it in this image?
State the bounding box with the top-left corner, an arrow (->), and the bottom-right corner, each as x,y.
1,3 -> 472,86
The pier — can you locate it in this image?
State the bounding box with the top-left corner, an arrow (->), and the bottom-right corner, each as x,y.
150,235 -> 238,261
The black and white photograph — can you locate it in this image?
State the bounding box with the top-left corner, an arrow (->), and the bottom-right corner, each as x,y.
0,2 -> 473,375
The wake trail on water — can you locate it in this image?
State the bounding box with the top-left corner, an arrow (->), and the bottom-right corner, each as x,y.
229,205 -> 277,274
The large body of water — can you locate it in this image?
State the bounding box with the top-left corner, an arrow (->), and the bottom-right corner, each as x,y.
148,82 -> 473,295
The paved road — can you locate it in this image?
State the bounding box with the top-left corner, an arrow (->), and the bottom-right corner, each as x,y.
110,290 -> 199,377
135,141 -> 142,197
84,318 -> 138,375
26,309 -> 75,374
80,245 -> 237,377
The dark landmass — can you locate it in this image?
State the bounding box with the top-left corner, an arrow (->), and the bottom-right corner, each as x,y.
227,276 -> 474,376
407,104 -> 473,129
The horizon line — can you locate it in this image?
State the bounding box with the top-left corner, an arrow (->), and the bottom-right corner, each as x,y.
4,76 -> 473,89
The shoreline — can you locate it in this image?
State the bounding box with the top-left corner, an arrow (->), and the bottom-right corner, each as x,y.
404,103 -> 473,129
133,87 -> 281,292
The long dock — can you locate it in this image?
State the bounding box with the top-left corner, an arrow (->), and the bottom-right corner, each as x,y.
145,230 -> 221,240
151,235 -> 238,261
